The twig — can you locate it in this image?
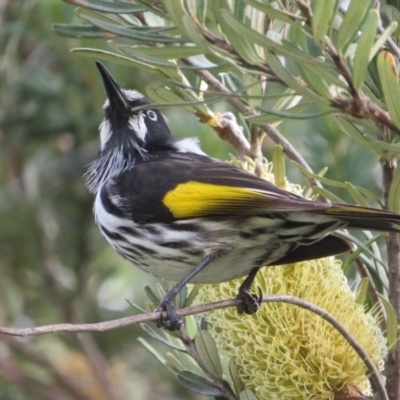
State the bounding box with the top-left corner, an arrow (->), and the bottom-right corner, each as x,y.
0,295 -> 387,400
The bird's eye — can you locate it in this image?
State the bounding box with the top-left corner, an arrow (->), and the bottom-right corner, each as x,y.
147,110 -> 157,121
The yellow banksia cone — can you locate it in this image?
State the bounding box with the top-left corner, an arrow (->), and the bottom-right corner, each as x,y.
195,258 -> 386,400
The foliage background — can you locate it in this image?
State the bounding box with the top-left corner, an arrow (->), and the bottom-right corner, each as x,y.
0,0 -> 396,399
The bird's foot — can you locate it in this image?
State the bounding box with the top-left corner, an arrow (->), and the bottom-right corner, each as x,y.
154,298 -> 182,331
236,286 -> 263,315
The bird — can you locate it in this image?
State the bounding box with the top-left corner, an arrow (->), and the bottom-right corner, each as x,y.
87,62 -> 400,330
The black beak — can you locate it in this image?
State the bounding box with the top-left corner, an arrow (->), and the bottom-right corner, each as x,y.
96,62 -> 130,113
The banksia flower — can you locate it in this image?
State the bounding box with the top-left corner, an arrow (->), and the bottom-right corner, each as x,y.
195,258 -> 386,400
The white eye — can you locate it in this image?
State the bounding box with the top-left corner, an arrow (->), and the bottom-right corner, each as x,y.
147,110 -> 157,121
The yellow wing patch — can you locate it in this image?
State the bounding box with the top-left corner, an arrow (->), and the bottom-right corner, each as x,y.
162,181 -> 265,218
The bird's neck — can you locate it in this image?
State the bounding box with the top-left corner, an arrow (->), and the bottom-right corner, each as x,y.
84,145 -> 145,194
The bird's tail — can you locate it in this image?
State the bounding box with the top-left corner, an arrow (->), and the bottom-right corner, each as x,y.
321,204 -> 400,233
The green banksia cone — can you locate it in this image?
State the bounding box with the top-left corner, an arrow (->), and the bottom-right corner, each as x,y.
195,258 -> 386,400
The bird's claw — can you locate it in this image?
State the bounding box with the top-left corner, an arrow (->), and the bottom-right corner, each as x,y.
154,299 -> 183,331
236,286 -> 263,315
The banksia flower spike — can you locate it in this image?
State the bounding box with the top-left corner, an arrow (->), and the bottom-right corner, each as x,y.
195,256 -> 386,400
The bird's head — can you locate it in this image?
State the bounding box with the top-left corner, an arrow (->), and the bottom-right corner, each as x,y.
85,62 -> 203,194
96,62 -> 173,154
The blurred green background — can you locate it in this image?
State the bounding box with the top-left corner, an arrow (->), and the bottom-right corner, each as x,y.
0,1 -> 382,399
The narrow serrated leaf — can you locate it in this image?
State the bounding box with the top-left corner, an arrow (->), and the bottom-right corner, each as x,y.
266,52 -> 330,104
138,337 -> 166,364
297,63 -> 332,98
388,163 -> 400,212
331,115 -> 384,157
369,22 -> 398,61
337,0 -> 374,53
352,9 -> 379,91
291,161 -> 381,203
195,331 -> 223,379
355,277 -> 370,305
229,360 -> 243,395
177,370 -> 222,396
220,10 -> 324,67
144,285 -> 161,304
53,24 -> 117,38
245,0 -> 306,28
377,294 -> 398,352
377,50 -> 400,129
311,186 -> 346,203
371,140 -> 400,161
311,0 -> 338,46
71,48 -> 156,71
64,0 -> 145,13
217,10 -> 261,64
140,323 -> 187,352
114,44 -> 203,59
78,9 -> 187,43
253,104 -> 334,122
344,182 -> 369,207
181,15 -> 211,51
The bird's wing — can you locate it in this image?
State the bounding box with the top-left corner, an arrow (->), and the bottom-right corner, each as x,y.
110,154 -> 330,222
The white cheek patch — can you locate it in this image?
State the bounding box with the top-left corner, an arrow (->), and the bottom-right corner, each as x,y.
128,114 -> 147,142
174,137 -> 205,155
99,120 -> 112,150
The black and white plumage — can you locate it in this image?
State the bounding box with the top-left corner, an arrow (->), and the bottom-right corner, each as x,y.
88,62 -> 400,330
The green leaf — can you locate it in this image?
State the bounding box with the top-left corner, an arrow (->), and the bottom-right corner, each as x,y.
161,0 -> 189,37
144,285 -> 161,305
292,161 -> 382,203
388,163 -> 400,212
377,50 -> 400,129
311,186 -> 346,204
344,182 -> 369,207
77,8 -> 188,43
112,44 -> 204,59
216,9 -> 261,65
140,323 -> 187,352
311,0 -> 338,46
377,294 -> 398,352
194,331 -> 223,379
220,9 -> 325,67
369,21 -> 398,61
336,0 -> 374,53
372,140 -> 400,161
297,63 -> 332,98
355,277 -> 370,305
71,48 -> 157,71
331,115 -> 384,156
177,371 -> 222,396
229,360 -> 243,395
64,0 -> 145,13
352,10 -> 379,91
53,24 -> 117,39
181,15 -> 212,51
265,51 -> 330,104
245,0 -> 306,29
145,87 -> 196,113
253,104 -> 334,122
138,337 -> 166,364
